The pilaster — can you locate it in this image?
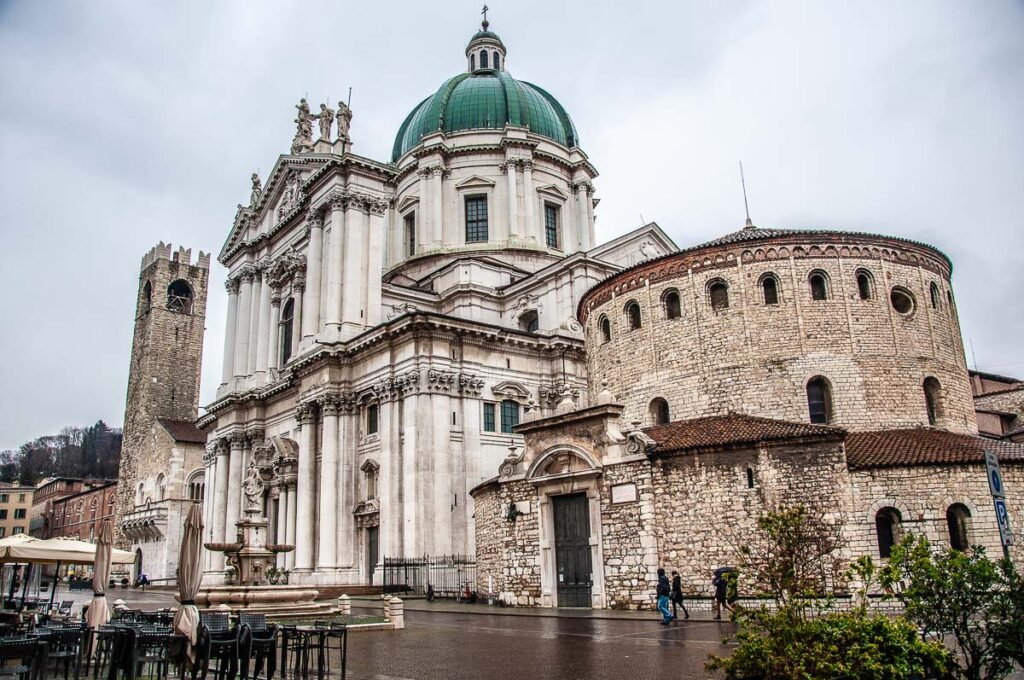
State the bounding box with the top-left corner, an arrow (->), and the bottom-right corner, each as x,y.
220,279 -> 239,385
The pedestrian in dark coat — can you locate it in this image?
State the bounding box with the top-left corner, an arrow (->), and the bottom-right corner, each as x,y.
656,567 -> 673,624
712,567 -> 736,620
670,571 -> 689,619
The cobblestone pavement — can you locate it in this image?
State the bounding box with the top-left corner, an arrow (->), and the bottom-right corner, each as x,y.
342,607 -> 734,680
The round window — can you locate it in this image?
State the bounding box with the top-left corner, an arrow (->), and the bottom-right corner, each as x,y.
890,287 -> 915,315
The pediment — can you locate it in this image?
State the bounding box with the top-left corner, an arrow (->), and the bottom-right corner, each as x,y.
397,195 -> 420,213
492,380 -> 531,401
455,175 -> 496,189
535,183 -> 569,200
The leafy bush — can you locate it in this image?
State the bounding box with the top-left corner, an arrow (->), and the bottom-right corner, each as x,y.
707,606 -> 951,680
880,536 -> 1024,680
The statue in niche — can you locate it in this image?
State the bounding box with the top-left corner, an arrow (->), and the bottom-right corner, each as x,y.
249,173 -> 262,207
314,102 -> 334,141
291,98 -> 314,154
336,100 -> 353,139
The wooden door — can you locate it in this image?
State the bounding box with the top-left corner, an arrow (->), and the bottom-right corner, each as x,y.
553,493 -> 592,608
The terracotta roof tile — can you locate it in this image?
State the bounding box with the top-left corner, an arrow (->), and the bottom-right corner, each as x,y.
643,413 -> 844,455
846,428 -> 1024,469
157,418 -> 207,444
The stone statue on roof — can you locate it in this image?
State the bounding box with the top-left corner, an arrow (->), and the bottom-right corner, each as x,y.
315,102 -> 334,141
291,98 -> 314,154
249,173 -> 262,207
336,100 -> 352,140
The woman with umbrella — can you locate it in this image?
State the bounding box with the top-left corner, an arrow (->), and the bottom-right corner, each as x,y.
712,567 -> 738,620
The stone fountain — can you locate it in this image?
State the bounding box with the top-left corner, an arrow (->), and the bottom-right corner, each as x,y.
196,451 -> 322,612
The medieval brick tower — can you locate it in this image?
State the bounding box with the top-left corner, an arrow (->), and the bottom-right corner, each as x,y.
114,243 -> 210,546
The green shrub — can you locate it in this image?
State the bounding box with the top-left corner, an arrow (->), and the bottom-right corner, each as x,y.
707,606 -> 951,680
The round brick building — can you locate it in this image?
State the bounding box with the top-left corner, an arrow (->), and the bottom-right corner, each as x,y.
578,223 -> 976,434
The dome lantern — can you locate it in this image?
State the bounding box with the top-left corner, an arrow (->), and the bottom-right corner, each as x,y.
466,14 -> 506,73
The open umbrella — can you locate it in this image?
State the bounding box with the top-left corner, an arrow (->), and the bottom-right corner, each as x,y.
173,503 -> 204,664
85,521 -> 113,629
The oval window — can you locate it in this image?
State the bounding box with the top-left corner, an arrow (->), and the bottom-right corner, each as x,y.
890,287 -> 915,315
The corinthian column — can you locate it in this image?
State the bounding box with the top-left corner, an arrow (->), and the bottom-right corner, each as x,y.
285,484 -> 297,570
255,270 -> 272,376
221,279 -> 239,385
324,196 -> 346,337
233,268 -> 254,377
293,403 -> 318,572
302,212 -> 324,339
341,198 -> 367,340
275,486 -> 288,569
317,397 -> 340,570
365,201 -> 386,327
211,441 -> 229,568
505,160 -> 518,240
522,160 -> 537,244
247,268 -> 262,374
267,292 -> 281,371
224,435 -> 245,544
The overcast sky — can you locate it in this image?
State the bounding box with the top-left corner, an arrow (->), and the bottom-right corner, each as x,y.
1,1 -> 1022,451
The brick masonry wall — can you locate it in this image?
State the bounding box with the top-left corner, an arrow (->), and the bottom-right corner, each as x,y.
582,237 -> 975,435
116,248 -> 209,546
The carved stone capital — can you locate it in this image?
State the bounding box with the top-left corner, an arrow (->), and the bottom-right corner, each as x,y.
297,402 -> 318,425
326,190 -> 350,211
225,278 -> 241,295
306,212 -> 323,229
427,369 -> 456,393
320,396 -> 341,417
228,433 -> 247,449
270,292 -> 282,306
457,373 -> 485,397
238,264 -> 256,283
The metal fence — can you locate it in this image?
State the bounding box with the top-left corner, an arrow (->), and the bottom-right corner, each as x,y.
383,555 -> 477,599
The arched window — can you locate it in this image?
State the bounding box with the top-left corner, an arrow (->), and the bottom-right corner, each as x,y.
809,271 -> 829,301
493,52 -> 500,70
156,474 -> 166,502
708,279 -> 729,311
746,467 -> 755,489
480,50 -> 489,69
142,281 -> 152,313
806,376 -> 833,424
90,498 -> 98,519
890,287 -> 915,316
923,377 -> 942,426
663,290 -> 681,319
186,471 -> 205,502
946,504 -> 971,551
855,269 -> 873,300
761,275 -> 779,305
136,483 -> 145,507
929,282 -> 940,309
166,279 -> 193,313
875,507 -> 902,558
362,461 -> 380,501
519,310 -> 539,334
947,290 -> 954,307
599,316 -> 611,343
470,53 -> 476,71
279,298 -> 295,365
625,301 -> 642,330
650,398 -> 670,425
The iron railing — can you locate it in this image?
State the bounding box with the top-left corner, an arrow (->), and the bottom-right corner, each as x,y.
383,555 -> 477,599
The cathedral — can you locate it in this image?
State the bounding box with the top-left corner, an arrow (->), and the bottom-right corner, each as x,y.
116,18 -> 1022,603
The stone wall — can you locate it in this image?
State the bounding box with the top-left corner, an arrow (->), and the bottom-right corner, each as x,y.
974,385 -> 1024,432
849,463 -> 1024,564
472,479 -> 541,604
581,235 -> 975,435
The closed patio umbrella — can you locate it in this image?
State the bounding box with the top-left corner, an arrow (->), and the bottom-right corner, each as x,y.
173,503 -> 204,663
85,521 -> 113,629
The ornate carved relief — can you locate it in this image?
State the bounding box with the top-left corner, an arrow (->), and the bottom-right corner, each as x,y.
427,369 -> 456,393
387,303 -> 418,320
458,373 -> 485,397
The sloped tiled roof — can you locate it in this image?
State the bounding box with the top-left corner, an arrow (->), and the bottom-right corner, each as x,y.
157,418 -> 207,444
643,413 -> 845,455
846,428 -> 1024,469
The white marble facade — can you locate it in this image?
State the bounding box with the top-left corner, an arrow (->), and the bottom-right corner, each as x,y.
199,23 -> 676,586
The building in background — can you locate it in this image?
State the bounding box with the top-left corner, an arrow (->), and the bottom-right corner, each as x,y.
48,481 -> 117,542
30,478 -> 107,538
970,370 -> 1024,443
113,243 -> 210,582
0,482 -> 32,539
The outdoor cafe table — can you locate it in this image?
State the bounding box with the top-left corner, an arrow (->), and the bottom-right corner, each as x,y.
280,625 -> 328,680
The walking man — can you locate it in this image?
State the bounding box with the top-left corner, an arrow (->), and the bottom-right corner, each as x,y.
712,567 -> 736,620
671,570 -> 689,619
656,567 -> 673,624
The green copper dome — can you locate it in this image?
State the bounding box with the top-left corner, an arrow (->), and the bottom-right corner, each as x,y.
391,70 -> 579,162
